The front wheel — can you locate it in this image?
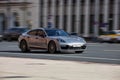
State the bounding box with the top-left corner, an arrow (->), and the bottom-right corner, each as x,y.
48,41 -> 56,53
20,40 -> 30,53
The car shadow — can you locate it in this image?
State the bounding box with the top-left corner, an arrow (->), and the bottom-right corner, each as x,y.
0,50 -> 72,54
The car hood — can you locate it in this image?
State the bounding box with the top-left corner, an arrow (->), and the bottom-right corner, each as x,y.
50,36 -> 86,43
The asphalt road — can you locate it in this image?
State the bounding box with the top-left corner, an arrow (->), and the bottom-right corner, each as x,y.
0,41 -> 120,64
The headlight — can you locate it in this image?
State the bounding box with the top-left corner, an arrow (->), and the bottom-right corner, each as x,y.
57,38 -> 66,43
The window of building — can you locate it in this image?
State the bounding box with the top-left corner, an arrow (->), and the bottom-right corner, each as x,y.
108,14 -> 113,30
99,0 -> 104,14
99,14 -> 103,34
55,0 -> 59,18
13,12 -> 20,27
64,0 -> 68,5
89,15 -> 94,34
119,16 -> 120,29
48,0 -> 51,9
72,0 -> 76,6
55,15 -> 59,28
109,0 -> 114,5
71,15 -> 75,32
81,0 -> 85,6
39,0 -> 44,27
80,15 -> 84,34
109,0 -> 114,14
0,13 -> 6,32
99,0 -> 104,5
63,15 -> 67,31
56,0 -> 59,7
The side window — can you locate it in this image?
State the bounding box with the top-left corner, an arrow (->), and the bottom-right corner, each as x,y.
37,30 -> 45,37
28,30 -> 37,36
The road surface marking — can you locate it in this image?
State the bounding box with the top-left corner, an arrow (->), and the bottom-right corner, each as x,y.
35,54 -> 120,61
104,50 -> 120,52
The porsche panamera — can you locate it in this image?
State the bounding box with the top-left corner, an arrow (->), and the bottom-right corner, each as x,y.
18,28 -> 87,53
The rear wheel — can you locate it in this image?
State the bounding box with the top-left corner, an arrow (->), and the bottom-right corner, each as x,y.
48,41 -> 56,53
20,40 -> 30,52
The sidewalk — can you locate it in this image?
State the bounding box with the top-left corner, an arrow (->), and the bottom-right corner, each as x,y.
0,57 -> 120,80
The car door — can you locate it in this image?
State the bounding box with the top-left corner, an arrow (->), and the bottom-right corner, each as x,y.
36,29 -> 47,49
27,30 -> 38,47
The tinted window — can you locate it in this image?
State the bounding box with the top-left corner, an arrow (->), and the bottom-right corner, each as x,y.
45,29 -> 69,36
37,30 -> 45,37
28,30 -> 37,36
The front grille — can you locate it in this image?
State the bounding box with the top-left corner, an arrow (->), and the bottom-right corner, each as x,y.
61,45 -> 86,50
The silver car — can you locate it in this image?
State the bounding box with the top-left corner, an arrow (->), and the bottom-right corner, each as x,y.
18,28 -> 87,53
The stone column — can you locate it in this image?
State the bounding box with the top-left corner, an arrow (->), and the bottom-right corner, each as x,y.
51,0 -> 56,28
75,0 -> 81,34
103,0 -> 109,31
43,0 -> 48,27
59,0 -> 64,29
67,0 -> 72,33
94,0 -> 100,37
113,0 -> 119,30
84,0 -> 90,37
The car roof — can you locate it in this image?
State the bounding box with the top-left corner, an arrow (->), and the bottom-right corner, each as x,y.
32,28 -> 62,31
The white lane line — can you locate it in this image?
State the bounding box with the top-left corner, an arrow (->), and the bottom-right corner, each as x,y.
104,50 -> 120,52
87,43 -> 102,46
87,45 -> 102,47
6,46 -> 17,48
37,54 -> 120,61
5,52 -> 120,62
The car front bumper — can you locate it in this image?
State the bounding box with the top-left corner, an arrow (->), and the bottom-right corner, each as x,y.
59,43 -> 87,53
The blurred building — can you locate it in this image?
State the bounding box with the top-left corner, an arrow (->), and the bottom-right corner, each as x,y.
38,0 -> 120,37
0,0 -> 32,34
0,0 -> 120,37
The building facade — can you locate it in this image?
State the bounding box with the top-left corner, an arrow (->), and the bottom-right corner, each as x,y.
38,0 -> 120,37
0,0 -> 33,34
0,0 -> 120,37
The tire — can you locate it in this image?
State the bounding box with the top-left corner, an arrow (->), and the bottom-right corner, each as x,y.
20,40 -> 30,52
48,41 -> 56,53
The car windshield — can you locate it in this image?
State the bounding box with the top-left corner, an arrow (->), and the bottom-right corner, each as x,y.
45,29 -> 69,36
